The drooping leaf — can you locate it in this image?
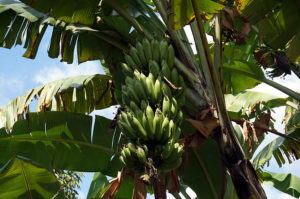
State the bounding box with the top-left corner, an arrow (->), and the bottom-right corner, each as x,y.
0,156 -> 60,199
286,32 -> 300,62
87,172 -> 134,199
225,91 -> 287,118
0,112 -> 116,171
223,61 -> 264,94
237,0 -> 300,49
19,0 -> 100,25
168,0 -> 224,30
252,128 -> 300,169
182,138 -> 223,199
0,74 -> 114,130
262,171 -> 300,198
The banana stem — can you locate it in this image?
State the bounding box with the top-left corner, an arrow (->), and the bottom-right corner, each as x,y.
152,0 -> 200,72
102,0 -> 153,40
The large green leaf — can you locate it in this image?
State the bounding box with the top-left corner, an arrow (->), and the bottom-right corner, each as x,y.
223,61 -> 264,94
0,0 -> 127,63
0,112 -> 116,171
0,156 -> 60,199
252,128 -> 300,169
182,138 -> 223,199
262,171 -> 300,198
237,0 -> 300,49
87,172 -> 134,199
20,0 -> 99,25
0,74 -> 115,130
168,0 -> 224,30
225,91 -> 287,118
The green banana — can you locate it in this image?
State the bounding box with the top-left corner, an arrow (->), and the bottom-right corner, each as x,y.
167,45 -> 175,68
170,97 -> 178,119
159,157 -> 182,172
151,40 -> 160,63
161,60 -> 170,80
136,42 -> 147,68
125,76 -> 134,86
139,73 -> 148,92
122,63 -> 133,76
135,81 -> 147,101
149,60 -> 160,78
132,116 -> 148,140
119,121 -> 137,139
174,110 -> 183,125
158,117 -> 169,142
162,96 -> 171,116
143,39 -> 152,60
125,54 -> 138,70
153,111 -> 161,141
154,79 -> 162,104
136,146 -> 147,165
171,67 -> 179,86
140,100 -> 147,110
161,139 -> 175,159
128,86 -> 140,105
159,40 -> 168,62
127,142 -> 137,155
145,104 -> 155,139
162,82 -> 172,99
129,46 -> 142,68
146,73 -> 155,104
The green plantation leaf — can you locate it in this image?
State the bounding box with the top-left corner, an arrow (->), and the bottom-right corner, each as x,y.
87,172 -> 109,199
287,32 -> 300,62
20,0 -> 99,25
0,74 -> 114,130
168,0 -> 224,30
0,112 -> 116,171
0,156 -> 60,199
223,61 -> 264,94
87,172 -> 134,199
225,91 -> 287,117
252,128 -> 300,169
237,0 -> 300,49
262,171 -> 300,198
182,138 -> 223,199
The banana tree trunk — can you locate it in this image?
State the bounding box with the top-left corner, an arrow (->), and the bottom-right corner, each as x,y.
213,128 -> 267,199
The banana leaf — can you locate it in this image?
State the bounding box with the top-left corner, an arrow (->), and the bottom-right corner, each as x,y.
0,156 -> 60,199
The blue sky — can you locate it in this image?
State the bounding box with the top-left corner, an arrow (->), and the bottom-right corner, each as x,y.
0,27 -> 299,198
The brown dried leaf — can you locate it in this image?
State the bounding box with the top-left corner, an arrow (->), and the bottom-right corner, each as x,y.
253,111 -> 271,137
186,117 -> 220,138
197,108 -> 211,120
132,173 -> 147,199
101,168 -> 125,199
236,22 -> 251,45
243,120 -> 249,142
168,170 -> 180,193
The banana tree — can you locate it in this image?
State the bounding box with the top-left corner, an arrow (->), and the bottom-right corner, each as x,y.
0,0 -> 300,198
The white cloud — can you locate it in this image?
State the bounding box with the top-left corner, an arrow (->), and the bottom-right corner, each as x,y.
34,61 -> 102,84
0,75 -> 24,107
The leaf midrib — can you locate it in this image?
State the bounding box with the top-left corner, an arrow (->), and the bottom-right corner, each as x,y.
0,137 -> 116,155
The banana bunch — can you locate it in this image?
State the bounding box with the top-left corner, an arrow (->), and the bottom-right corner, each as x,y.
118,39 -> 186,173
119,142 -> 149,172
121,40 -> 185,106
158,142 -> 184,172
119,103 -> 182,143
